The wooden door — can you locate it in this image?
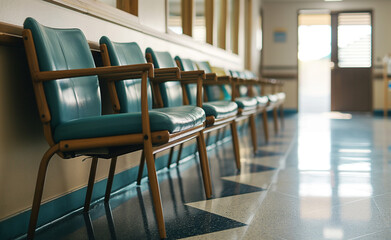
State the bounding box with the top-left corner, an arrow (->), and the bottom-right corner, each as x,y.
331,11 -> 373,112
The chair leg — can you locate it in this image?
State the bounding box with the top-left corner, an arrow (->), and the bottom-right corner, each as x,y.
197,131 -> 212,198
84,157 -> 98,212
176,143 -> 184,165
137,150 -> 145,185
273,107 -> 279,134
27,145 -> 59,240
105,157 -> 118,202
249,115 -> 258,154
143,139 -> 166,239
167,147 -> 175,168
262,109 -> 269,143
230,120 -> 241,170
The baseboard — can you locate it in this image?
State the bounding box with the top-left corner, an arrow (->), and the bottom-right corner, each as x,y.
373,109 -> 391,116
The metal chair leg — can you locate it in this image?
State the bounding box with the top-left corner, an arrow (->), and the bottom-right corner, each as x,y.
176,143 -> 184,165
27,145 -> 59,240
105,157 -> 117,202
137,150 -> 145,185
84,157 -> 98,212
230,120 -> 241,170
166,147 -> 175,168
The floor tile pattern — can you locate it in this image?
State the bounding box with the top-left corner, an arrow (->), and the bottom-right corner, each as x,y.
32,113 -> 391,239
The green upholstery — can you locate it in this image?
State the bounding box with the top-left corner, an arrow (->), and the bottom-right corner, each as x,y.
242,70 -> 279,108
197,61 -> 226,101
53,105 -> 205,142
229,70 -> 248,97
99,36 -> 153,112
175,56 -> 238,119
25,19 -> 205,144
268,94 -> 279,103
235,97 -> 258,110
175,57 -> 198,106
24,18 -> 101,129
256,96 -> 269,107
145,48 -> 183,107
277,92 -> 286,102
203,101 -> 238,119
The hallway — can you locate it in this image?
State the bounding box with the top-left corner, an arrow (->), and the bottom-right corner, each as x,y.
33,114 -> 391,240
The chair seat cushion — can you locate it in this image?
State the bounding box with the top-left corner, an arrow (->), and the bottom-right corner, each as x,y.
203,101 -> 238,119
268,94 -> 279,103
277,92 -> 286,101
53,106 -> 205,142
256,96 -> 269,107
235,97 -> 258,110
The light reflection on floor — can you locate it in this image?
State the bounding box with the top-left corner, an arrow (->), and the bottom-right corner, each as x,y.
34,113 -> 391,240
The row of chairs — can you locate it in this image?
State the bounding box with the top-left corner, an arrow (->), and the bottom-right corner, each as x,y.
23,17 -> 284,239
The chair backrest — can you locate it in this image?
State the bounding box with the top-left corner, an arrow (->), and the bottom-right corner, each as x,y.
145,48 -> 183,107
229,70 -> 248,97
244,70 -> 257,79
196,61 -> 227,101
100,37 -> 153,112
244,70 -> 262,96
24,17 -> 101,129
175,57 -> 198,106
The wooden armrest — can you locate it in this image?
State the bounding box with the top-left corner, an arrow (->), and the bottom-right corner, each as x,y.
152,67 -> 180,81
35,63 -> 154,82
236,79 -> 260,86
181,70 -> 205,79
217,75 -> 231,82
205,73 -> 217,81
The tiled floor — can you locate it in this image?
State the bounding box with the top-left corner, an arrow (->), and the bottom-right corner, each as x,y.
34,113 -> 391,239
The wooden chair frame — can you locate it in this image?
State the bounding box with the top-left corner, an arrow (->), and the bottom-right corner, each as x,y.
170,60 -> 243,170
100,45 -> 212,237
23,30 -> 210,239
234,77 -> 271,143
259,78 -> 284,133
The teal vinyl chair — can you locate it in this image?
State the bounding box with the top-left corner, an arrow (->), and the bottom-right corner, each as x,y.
229,70 -> 271,143
99,37 -> 212,200
175,57 -> 242,169
23,18 -> 208,239
243,70 -> 283,134
197,62 -> 259,154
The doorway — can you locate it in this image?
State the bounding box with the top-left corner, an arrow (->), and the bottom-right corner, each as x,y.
298,11 -> 331,113
331,11 -> 373,112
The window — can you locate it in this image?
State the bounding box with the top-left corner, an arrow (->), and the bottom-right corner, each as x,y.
229,0 -> 239,53
194,0 -> 206,42
167,0 -> 183,34
338,12 -> 372,68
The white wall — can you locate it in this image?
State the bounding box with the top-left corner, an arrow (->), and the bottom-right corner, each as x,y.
262,0 -> 391,110
0,0 -> 259,223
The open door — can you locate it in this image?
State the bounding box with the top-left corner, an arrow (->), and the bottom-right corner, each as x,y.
331,11 -> 373,112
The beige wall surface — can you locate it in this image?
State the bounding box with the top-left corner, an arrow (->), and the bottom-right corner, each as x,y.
262,0 -> 391,110
0,0 -> 260,222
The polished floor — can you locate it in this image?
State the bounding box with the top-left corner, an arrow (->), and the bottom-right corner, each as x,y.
33,113 -> 391,240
